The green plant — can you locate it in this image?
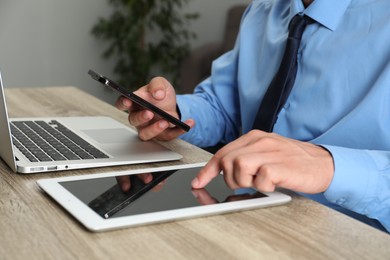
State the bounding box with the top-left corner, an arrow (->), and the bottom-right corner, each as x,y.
91,0 -> 199,90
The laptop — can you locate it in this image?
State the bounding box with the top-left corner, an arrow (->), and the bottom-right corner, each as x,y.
0,71 -> 182,174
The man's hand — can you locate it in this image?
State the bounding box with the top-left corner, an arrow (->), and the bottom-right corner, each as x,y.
191,130 -> 334,194
115,77 -> 194,141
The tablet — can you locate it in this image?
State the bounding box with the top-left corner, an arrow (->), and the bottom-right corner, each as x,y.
37,163 -> 291,232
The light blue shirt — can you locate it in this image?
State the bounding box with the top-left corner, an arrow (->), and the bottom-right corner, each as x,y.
177,0 -> 390,232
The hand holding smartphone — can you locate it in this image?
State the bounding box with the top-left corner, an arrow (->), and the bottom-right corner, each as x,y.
88,69 -> 190,132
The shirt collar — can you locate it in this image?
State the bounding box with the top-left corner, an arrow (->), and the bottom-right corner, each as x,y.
290,0 -> 352,31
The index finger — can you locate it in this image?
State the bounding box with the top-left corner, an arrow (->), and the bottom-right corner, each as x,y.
190,138 -> 249,189
191,157 -> 221,189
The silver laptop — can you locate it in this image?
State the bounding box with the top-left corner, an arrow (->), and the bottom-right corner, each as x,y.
0,71 -> 182,174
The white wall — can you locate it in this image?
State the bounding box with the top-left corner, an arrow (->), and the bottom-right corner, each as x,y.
0,0 -> 251,103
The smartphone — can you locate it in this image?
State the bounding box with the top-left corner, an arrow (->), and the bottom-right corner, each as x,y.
88,69 -> 190,132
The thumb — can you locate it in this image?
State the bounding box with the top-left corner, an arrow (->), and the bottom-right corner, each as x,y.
148,77 -> 171,101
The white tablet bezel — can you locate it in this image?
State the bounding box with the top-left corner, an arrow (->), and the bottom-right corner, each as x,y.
37,162 -> 291,232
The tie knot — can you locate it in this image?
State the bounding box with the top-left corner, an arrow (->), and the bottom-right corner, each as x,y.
288,14 -> 313,40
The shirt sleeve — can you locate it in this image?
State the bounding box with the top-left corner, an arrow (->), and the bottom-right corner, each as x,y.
322,144 -> 390,231
176,49 -> 242,148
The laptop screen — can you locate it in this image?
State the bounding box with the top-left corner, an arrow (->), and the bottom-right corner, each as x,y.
0,71 -> 17,172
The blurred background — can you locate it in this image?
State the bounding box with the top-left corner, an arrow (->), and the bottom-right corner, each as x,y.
0,0 -> 251,104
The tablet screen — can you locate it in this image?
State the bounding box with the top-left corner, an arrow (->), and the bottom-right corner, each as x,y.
58,167 -> 267,219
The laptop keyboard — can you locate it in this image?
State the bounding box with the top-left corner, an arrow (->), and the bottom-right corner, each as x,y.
10,120 -> 109,162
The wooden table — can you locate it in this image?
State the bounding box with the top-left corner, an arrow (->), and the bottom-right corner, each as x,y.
1,86 -> 389,259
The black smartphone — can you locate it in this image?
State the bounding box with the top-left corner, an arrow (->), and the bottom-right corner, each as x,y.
88,69 -> 190,132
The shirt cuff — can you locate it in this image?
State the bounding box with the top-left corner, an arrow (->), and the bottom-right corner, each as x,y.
321,145 -> 379,214
176,95 -> 191,121
176,94 -> 199,144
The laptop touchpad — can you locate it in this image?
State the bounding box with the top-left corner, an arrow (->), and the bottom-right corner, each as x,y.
82,129 -> 137,144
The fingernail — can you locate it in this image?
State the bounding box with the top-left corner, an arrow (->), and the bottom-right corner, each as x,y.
153,90 -> 164,99
122,99 -> 129,106
143,111 -> 150,120
191,177 -> 199,187
158,120 -> 168,129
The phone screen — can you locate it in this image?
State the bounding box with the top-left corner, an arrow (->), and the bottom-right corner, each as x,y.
88,69 -> 190,132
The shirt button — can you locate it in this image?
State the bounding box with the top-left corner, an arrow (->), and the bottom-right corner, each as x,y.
336,198 -> 347,205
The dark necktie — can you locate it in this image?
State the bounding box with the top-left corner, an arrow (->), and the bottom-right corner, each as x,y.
252,14 -> 313,132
